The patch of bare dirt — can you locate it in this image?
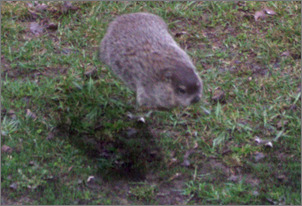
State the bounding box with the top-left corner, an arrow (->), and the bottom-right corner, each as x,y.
1,62 -> 68,80
1,191 -> 34,205
200,158 -> 232,177
156,180 -> 188,205
169,16 -> 210,51
196,158 -> 261,188
97,172 -> 190,205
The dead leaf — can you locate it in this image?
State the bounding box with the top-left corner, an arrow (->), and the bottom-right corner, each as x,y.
255,8 -> 276,22
2,145 -> 13,154
175,31 -> 188,37
29,161 -> 35,166
87,176 -> 95,183
26,109 -> 37,119
212,87 -> 225,103
280,51 -> 290,57
254,10 -> 266,21
254,136 -> 262,143
201,106 -> 211,115
9,182 -> 18,190
137,117 -> 145,123
30,22 -> 44,36
263,8 -> 276,15
265,141 -> 273,148
254,137 -> 274,148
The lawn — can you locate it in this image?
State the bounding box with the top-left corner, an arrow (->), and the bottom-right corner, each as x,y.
1,1 -> 301,205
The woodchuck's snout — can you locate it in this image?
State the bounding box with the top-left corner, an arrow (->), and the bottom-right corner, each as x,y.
191,95 -> 201,104
99,12 -> 203,110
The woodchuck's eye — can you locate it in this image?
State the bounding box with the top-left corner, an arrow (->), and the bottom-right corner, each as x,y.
176,86 -> 186,94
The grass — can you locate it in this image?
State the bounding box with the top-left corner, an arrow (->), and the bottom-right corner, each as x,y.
1,1 -> 301,205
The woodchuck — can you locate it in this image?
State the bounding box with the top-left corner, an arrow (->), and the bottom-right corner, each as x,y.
99,12 -> 203,110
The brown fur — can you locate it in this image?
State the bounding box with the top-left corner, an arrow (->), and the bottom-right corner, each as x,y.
100,12 -> 203,109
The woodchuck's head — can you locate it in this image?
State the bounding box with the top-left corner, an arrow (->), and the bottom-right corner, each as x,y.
137,60 -> 203,110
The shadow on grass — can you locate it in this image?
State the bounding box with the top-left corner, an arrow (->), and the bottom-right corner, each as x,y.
58,121 -> 163,181
54,77 -> 163,181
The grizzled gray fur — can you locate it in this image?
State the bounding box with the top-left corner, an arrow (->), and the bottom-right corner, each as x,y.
100,12 -> 203,110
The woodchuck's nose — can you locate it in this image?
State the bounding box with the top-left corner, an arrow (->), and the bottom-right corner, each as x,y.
191,96 -> 201,104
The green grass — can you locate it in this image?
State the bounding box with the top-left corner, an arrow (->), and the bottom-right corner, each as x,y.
1,1 -> 301,205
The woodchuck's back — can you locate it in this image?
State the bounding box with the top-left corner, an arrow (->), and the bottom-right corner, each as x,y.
100,13 -> 171,64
